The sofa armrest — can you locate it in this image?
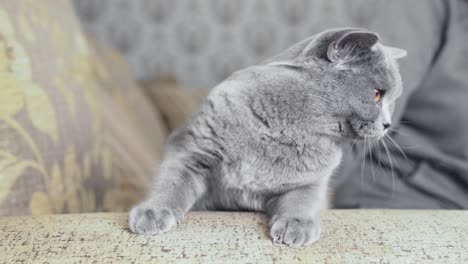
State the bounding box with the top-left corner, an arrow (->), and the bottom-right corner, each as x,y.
1,210 -> 466,263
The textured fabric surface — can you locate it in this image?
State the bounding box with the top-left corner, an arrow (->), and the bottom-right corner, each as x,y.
1,211 -> 467,263
0,0 -> 167,216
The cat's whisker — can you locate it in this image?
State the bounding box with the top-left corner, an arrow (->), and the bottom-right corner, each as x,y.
376,139 -> 394,190
387,128 -> 421,149
368,138 -> 376,182
351,136 -> 359,150
388,128 -> 413,139
360,137 -> 367,186
376,139 -> 383,168
381,138 -> 396,197
385,134 -> 408,160
379,140 -> 395,188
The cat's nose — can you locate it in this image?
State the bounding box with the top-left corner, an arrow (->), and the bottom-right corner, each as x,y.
383,123 -> 391,130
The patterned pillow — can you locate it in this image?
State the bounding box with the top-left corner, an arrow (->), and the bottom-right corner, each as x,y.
0,0 -> 167,216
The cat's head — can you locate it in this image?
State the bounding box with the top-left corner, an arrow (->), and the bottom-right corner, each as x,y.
269,28 -> 407,141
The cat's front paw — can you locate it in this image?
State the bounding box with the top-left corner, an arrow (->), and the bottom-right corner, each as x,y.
128,203 -> 183,235
269,215 -> 320,247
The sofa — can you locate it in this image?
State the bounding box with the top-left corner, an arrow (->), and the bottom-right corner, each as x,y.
1,1 -> 466,263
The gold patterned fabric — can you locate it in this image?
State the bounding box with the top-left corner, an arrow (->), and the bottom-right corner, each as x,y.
0,0 -> 167,216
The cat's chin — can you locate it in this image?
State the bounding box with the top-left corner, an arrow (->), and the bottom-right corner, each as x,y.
340,127 -> 384,142
353,130 -> 388,141
358,134 -> 383,140
349,128 -> 385,141
345,120 -> 387,141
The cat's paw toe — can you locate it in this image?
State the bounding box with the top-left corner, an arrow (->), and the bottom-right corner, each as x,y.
128,203 -> 182,235
270,216 -> 320,247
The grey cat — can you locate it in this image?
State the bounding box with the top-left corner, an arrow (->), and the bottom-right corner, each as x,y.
128,28 -> 407,247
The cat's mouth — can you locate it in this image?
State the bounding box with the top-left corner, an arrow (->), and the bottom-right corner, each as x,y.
348,121 -> 386,140
322,121 -> 383,141
338,120 -> 384,141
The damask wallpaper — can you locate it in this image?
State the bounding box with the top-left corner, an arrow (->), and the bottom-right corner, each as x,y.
73,0 -> 380,89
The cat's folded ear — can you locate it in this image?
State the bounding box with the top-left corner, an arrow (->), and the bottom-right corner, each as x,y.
327,30 -> 379,65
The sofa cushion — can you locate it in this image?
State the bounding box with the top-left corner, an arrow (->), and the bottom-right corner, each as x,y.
140,77 -> 208,132
0,0 -> 167,216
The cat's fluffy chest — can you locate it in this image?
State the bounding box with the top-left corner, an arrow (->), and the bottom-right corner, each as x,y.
219,136 -> 343,190
209,147 -> 342,211
219,160 -> 318,192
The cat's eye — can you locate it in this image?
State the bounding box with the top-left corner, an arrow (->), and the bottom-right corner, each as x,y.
374,89 -> 384,103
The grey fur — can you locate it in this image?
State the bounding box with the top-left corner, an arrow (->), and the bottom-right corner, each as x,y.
128,28 -> 406,247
